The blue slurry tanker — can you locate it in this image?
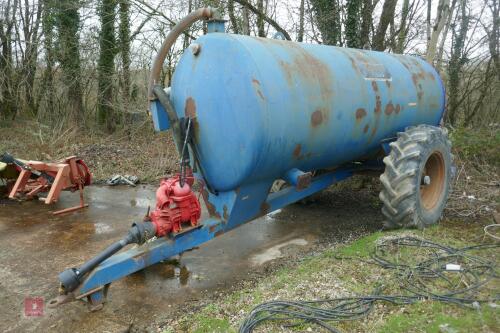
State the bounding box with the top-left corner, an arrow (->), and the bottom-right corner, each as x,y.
49,8 -> 452,310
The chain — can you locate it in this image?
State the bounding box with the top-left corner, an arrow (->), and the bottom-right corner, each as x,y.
179,117 -> 192,188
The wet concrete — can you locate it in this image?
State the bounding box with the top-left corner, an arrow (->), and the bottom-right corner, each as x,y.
0,184 -> 383,332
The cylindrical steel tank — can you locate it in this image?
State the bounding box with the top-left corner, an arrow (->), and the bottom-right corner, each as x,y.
170,33 -> 445,192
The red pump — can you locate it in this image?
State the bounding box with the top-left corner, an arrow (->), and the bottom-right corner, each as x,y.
147,170 -> 201,236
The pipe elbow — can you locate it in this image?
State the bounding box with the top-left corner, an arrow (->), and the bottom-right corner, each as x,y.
147,7 -> 216,102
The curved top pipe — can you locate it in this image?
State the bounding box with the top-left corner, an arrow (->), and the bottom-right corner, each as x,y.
147,7 -> 215,103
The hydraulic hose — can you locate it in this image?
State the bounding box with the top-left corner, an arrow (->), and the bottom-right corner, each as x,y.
58,222 -> 156,292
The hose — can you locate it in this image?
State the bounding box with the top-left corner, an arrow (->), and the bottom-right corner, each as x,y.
239,236 -> 500,333
147,7 -> 215,102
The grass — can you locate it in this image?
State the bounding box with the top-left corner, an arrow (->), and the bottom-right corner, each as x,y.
378,301 -> 499,333
165,219 -> 499,332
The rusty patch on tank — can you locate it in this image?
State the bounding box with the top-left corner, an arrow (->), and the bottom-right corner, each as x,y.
185,97 -> 196,118
273,42 -> 333,106
355,108 -> 367,121
256,90 -> 265,100
223,205 -> 229,221
252,78 -> 266,101
202,188 -> 221,219
293,144 -> 302,158
209,225 -> 217,233
214,230 -> 224,237
311,109 -> 324,127
385,102 -> 395,115
417,91 -> 424,100
363,124 -> 369,133
374,96 -> 382,114
371,81 -> 379,92
395,104 -> 401,114
412,74 -> 418,86
385,80 -> 391,88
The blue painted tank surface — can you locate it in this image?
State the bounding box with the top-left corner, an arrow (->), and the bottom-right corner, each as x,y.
170,34 -> 445,192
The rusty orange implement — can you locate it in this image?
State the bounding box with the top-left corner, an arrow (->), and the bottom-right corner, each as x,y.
8,156 -> 92,215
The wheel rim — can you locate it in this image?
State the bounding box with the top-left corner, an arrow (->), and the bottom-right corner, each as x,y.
420,151 -> 445,211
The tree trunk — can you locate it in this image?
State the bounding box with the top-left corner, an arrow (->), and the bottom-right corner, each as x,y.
487,0 -> 499,81
346,0 -> 362,48
21,0 -> 43,115
360,0 -> 373,49
426,0 -> 450,63
228,0 -> 239,34
0,0 -> 19,119
297,0 -> 305,42
257,0 -> 265,37
446,0 -> 468,125
310,0 -> 342,45
183,0 -> 192,49
395,0 -> 410,53
40,0 -> 55,116
119,0 -> 131,123
242,4 -> 250,35
436,0 -> 457,70
54,0 -> 84,124
426,0 -> 432,48
373,0 -> 398,51
97,0 -> 117,132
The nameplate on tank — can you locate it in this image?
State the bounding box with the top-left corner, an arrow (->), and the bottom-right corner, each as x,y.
360,62 -> 392,81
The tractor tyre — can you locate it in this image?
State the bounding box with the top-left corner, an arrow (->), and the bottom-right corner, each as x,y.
379,125 -> 453,229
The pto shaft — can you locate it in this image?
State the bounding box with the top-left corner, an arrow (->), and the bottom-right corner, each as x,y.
59,222 -> 156,292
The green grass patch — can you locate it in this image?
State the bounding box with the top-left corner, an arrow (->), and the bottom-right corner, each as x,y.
336,231 -> 383,257
177,304 -> 235,333
377,301 -> 499,333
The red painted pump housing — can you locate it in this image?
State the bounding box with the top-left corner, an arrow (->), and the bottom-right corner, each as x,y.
147,171 -> 201,237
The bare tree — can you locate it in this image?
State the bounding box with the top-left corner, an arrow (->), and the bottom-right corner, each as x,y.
297,0 -> 305,42
228,0 -> 239,33
485,0 -> 499,80
447,0 -> 469,125
373,0 -> 398,50
426,0 -> 451,63
436,0 -> 458,69
0,0 -> 19,119
396,0 -> 410,52
233,0 -> 291,40
97,0 -> 117,131
119,0 -> 131,121
256,0 -> 265,37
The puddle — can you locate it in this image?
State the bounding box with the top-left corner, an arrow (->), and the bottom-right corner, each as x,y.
251,238 -> 309,265
0,184 -> 382,332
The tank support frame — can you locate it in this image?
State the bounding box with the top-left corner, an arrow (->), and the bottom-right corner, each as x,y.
56,162 -> 384,310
